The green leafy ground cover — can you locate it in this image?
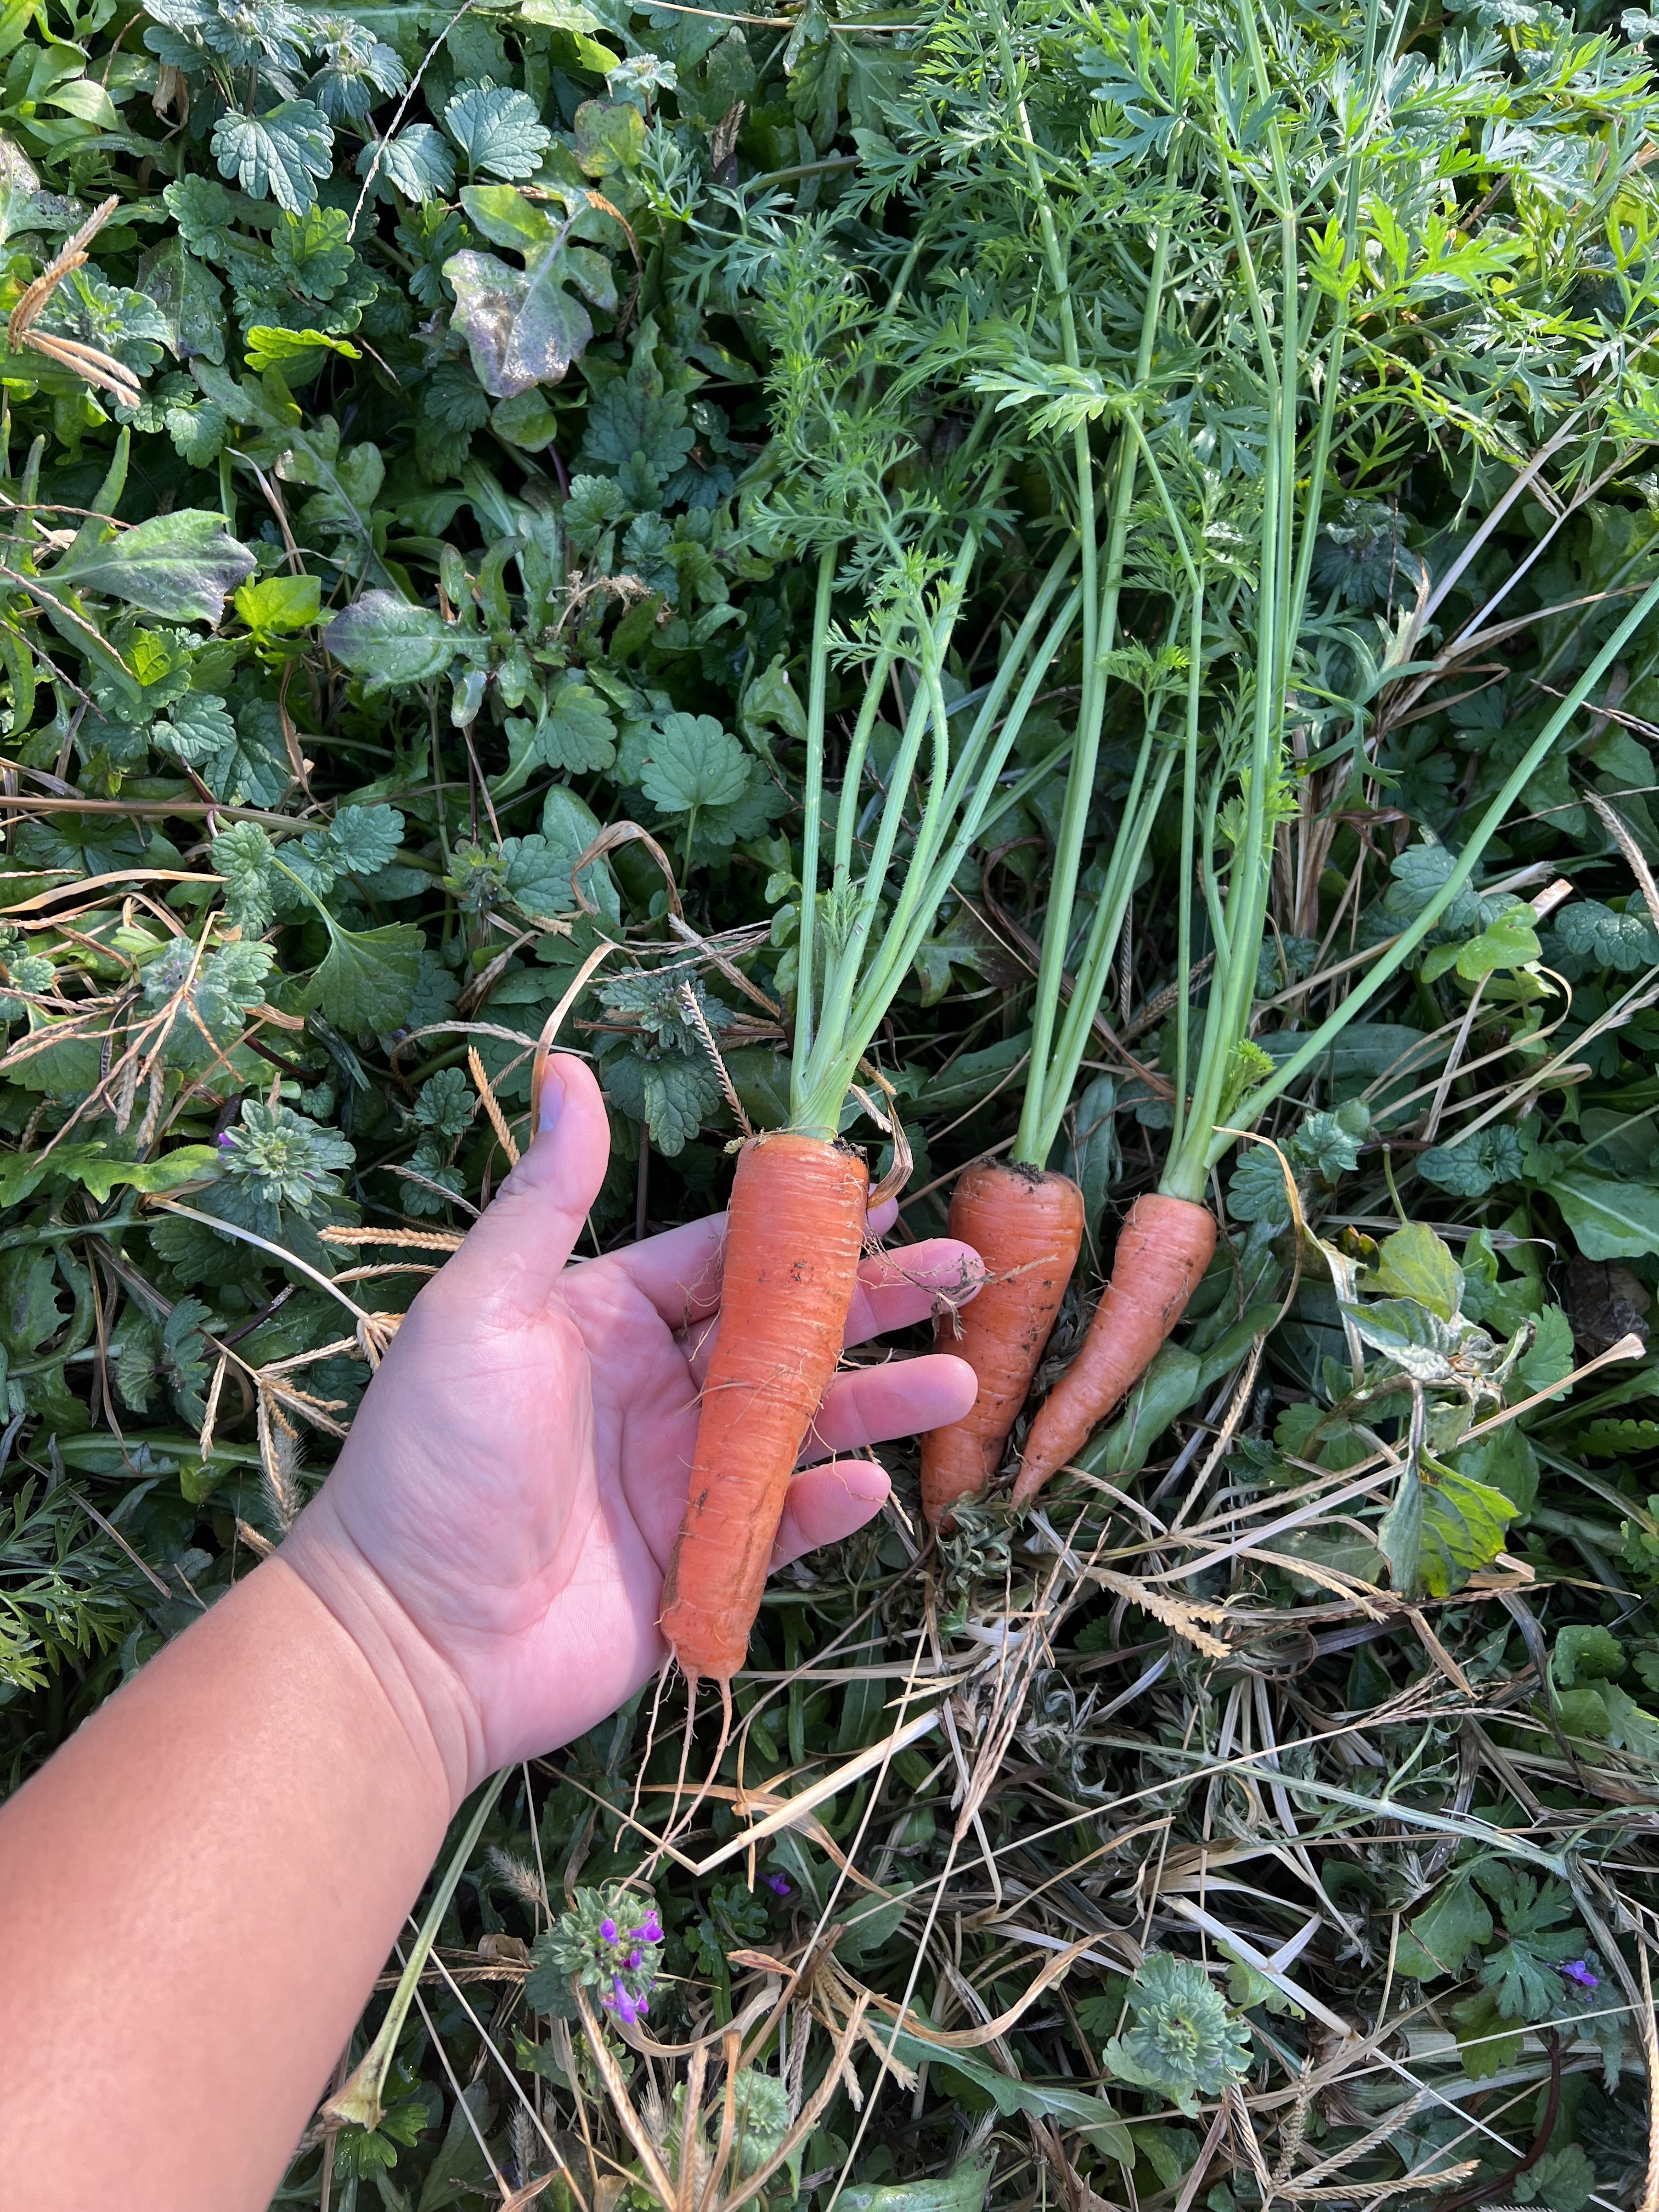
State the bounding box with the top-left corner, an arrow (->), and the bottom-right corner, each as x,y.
2,0 -> 1659,2204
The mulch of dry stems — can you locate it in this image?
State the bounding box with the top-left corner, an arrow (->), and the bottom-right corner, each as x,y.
314,1435 -> 1659,2212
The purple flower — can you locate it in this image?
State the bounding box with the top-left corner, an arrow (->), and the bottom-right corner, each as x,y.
216,1131 -> 236,1151
629,1914 -> 663,1944
613,1978 -> 639,2026
766,1874 -> 791,1897
600,1917 -> 618,1945
637,1991 -> 649,2018
1560,1959 -> 1599,1990
628,1948 -> 642,1969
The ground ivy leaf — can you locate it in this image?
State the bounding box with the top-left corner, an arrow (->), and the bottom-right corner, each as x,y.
211,102 -> 335,215
601,1048 -> 719,1154
1418,1125 -> 1525,1197
1554,897 -> 1659,972
443,84 -> 551,179
307,919 -> 422,1032
1367,1222 -> 1464,1319
369,122 -> 456,202
324,803 -> 405,877
637,710 -> 750,814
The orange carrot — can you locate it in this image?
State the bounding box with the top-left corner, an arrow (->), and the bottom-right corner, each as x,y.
658,1131 -> 869,1686
1011,1193 -> 1215,1510
919,1160 -> 1084,1528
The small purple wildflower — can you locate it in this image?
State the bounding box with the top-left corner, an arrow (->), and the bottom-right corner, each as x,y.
611,1977 -> 640,2026
636,1991 -> 649,2018
628,1948 -> 642,1969
1560,1959 -> 1599,1990
216,1131 -> 236,1151
629,1914 -> 663,1944
766,1874 -> 791,1897
600,1917 -> 618,1945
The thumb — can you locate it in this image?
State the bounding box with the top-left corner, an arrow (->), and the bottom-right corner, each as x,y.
440,1053 -> 610,1317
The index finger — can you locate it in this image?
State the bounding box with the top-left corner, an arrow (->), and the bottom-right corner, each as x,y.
599,1191 -> 909,1332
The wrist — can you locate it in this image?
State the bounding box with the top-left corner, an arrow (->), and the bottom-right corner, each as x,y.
279,1494 -> 485,1815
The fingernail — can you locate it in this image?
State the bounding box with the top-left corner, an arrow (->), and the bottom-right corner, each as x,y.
533,1060 -> 563,1139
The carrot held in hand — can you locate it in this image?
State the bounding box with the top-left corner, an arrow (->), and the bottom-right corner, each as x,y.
655,488 -> 1082,1681
658,1135 -> 867,1686
1011,1194 -> 1215,1509
921,1163 -> 1082,1529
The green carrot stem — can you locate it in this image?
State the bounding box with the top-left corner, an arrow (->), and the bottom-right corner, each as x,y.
1171,580 -> 1205,1164
1227,568 -> 1659,1149
792,548 -> 837,1091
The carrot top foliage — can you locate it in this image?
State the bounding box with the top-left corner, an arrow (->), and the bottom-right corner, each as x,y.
4,0 -> 1659,2202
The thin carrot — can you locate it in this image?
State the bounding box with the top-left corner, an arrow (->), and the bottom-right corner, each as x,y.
1010,1193 -> 1215,1510
658,1132 -> 868,1688
919,1161 -> 1082,1528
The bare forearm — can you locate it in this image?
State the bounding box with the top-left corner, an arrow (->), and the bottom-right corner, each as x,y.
0,1556 -> 454,2212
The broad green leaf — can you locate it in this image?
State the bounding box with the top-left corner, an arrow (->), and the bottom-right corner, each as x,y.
41,74 -> 116,126
1368,1222 -> 1464,1319
137,235 -> 225,366
244,325 -> 360,373
236,573 -> 321,635
1519,1303 -> 1575,1392
46,511 -> 257,623
1341,1297 -> 1465,1379
840,2163 -> 992,2212
1553,1623 -> 1624,1685
496,680 -> 616,795
573,97 -> 645,177
0,1246 -> 66,1357
1449,1424 -> 1538,1515
325,590 -> 455,692
601,1047 -> 719,1154
1413,1455 -> 1516,1597
1395,1871 -> 1492,1980
1450,1987 -> 1523,2080
1554,897 -> 1659,972
833,1881 -> 913,1963
740,652 -> 808,757
1423,903 -> 1541,983
1540,1167 -> 1659,1260
1087,1344 -> 1205,1479
1600,1681 -> 1659,1762
540,785 -> 619,923
1418,1125 -> 1525,1197
443,202 -> 617,397
325,804 -> 405,877
307,921 -> 422,1034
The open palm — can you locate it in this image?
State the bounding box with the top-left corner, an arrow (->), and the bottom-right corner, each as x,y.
285,1056 -> 981,1793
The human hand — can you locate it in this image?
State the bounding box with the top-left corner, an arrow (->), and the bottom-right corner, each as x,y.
283,1055 -> 981,1808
